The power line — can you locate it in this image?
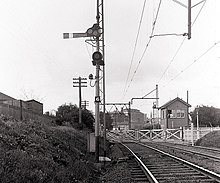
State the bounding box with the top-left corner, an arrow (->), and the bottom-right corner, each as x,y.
122,0 -> 147,100
158,37 -> 187,84
123,0 -> 162,98
162,40 -> 220,88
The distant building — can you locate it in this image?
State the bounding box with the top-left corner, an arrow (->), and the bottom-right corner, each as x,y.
26,100 -> 43,114
0,92 -> 15,101
111,108 -> 146,131
159,97 -> 191,129
130,109 -> 145,130
0,91 -> 46,121
111,111 -> 129,131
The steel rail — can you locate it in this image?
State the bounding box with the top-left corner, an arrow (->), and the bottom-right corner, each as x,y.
138,142 -> 220,182
149,142 -> 220,162
121,143 -> 159,183
168,142 -> 220,153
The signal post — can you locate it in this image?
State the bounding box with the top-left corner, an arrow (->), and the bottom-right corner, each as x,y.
63,0 -> 105,163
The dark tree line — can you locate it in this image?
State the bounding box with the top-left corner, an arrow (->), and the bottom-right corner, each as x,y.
55,103 -> 114,131
190,105 -> 220,127
100,112 -> 113,130
56,103 -> 95,130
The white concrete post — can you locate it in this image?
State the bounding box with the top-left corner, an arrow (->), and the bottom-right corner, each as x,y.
191,122 -> 194,146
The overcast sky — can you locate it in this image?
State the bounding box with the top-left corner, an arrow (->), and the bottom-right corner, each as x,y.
1,0 -> 220,115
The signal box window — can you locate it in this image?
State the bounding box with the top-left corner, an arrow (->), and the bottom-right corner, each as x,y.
169,109 -> 185,118
177,110 -> 185,118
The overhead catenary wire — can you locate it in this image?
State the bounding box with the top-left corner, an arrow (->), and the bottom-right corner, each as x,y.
157,37 -> 187,84
123,0 -> 162,99
157,0 -> 207,84
162,40 -> 220,88
122,0 -> 147,100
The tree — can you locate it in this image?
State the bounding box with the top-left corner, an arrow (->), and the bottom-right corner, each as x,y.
100,112 -> 113,130
19,88 -> 44,102
82,109 -> 95,130
190,105 -> 220,127
56,103 -> 94,130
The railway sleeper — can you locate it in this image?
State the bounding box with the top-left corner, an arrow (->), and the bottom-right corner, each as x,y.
158,179 -> 218,183
155,174 -> 216,181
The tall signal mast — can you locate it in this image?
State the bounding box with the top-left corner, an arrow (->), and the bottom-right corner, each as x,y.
94,0 -> 106,162
63,0 -> 106,162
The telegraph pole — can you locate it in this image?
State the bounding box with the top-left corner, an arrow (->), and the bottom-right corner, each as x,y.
73,77 -> 87,125
82,100 -> 89,110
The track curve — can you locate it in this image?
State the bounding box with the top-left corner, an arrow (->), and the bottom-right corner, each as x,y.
121,142 -> 220,183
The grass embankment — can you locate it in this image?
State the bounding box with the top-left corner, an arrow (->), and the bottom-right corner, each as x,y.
0,115 -> 98,182
195,130 -> 220,148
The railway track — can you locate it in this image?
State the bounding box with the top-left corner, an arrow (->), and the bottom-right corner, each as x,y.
119,142 -> 220,183
144,141 -> 220,162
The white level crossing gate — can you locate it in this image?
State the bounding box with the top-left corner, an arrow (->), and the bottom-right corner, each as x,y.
107,127 -> 220,143
108,128 -> 183,142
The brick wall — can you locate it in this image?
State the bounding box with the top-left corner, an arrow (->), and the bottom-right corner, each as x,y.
0,102 -> 54,123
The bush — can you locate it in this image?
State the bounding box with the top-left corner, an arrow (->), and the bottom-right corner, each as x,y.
56,103 -> 94,130
0,116 -> 98,182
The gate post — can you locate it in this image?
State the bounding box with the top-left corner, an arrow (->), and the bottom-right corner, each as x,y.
135,130 -> 139,141
191,123 -> 194,146
163,127 -> 167,141
180,127 -> 184,141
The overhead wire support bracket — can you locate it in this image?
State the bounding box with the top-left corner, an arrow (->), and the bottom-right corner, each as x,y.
173,0 -> 206,9
172,0 -> 206,40
131,97 -> 159,105
150,33 -> 187,38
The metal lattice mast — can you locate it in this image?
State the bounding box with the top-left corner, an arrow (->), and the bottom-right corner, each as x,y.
95,0 -> 106,162
63,0 -> 106,163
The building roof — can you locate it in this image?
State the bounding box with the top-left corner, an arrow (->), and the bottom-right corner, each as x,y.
26,99 -> 43,105
0,92 -> 16,100
159,97 -> 191,109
